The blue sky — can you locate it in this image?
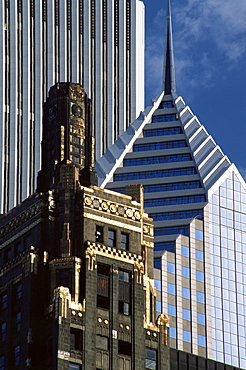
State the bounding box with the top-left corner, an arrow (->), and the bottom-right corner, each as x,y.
143,0 -> 246,178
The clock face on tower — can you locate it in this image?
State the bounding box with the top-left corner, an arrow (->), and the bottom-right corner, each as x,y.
49,105 -> 57,120
71,104 -> 82,118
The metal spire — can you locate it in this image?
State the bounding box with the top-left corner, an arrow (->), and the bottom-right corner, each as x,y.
163,0 -> 176,94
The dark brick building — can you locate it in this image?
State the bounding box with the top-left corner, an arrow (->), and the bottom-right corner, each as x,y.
0,83 -> 170,369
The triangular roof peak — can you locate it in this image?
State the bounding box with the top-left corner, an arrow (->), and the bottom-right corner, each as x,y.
163,0 -> 176,94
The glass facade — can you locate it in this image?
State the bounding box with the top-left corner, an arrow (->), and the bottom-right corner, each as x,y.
124,154 -> 191,167
209,173 -> 246,368
114,168 -> 196,181
152,114 -> 176,123
144,127 -> 181,137
133,140 -> 187,152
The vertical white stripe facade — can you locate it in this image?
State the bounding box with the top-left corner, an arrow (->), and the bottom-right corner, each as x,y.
0,0 -> 145,213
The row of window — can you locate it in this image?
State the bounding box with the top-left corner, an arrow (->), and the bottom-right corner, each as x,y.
1,283 -> 22,311
168,305 -> 206,324
0,345 -> 20,367
124,153 -> 191,167
133,140 -> 186,152
158,101 -> 173,109
151,209 -> 203,222
0,241 -> 22,266
145,195 -> 205,208
181,245 -> 204,262
169,327 -> 206,347
110,181 -> 202,195
154,226 -> 189,237
1,313 -> 21,342
167,262 -> 205,282
167,283 -> 205,303
152,114 -> 177,123
144,127 -> 181,138
114,168 -> 196,182
95,226 -> 129,251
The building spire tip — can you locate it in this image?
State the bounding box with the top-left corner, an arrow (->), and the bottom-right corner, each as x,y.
163,0 -> 176,95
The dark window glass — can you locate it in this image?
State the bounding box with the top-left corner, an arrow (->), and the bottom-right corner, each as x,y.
97,264 -> 110,310
151,209 -> 203,222
0,355 -> 4,370
158,101 -> 173,109
133,140 -> 186,152
1,322 -> 6,341
14,345 -> 20,366
144,126 -> 180,137
145,195 -> 205,208
110,181 -> 202,195
124,154 -> 191,167
118,340 -> 132,356
1,294 -> 7,310
69,364 -> 81,370
16,312 -> 21,332
120,233 -> 129,250
154,243 -> 175,253
108,230 -> 116,247
152,114 -> 176,122
114,168 -> 195,182
146,348 -> 157,369
96,225 -> 104,243
70,328 -> 82,351
154,258 -> 161,269
119,271 -> 131,315
17,284 -> 22,300
155,226 -> 189,237
14,242 -> 22,255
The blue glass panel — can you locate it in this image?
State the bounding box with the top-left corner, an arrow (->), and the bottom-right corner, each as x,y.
182,287 -> 191,299
158,101 -> 173,109
69,364 -> 81,370
156,301 -> 162,312
181,245 -> 190,257
168,304 -> 176,316
195,250 -> 204,262
144,127 -> 180,137
182,308 -> 191,321
182,266 -> 190,278
183,330 -> 191,343
145,195 -> 205,208
196,270 -> 204,282
152,114 -> 176,123
154,279 -> 161,291
169,326 -> 176,338
151,210 -> 203,222
133,140 -> 187,152
154,258 -> 161,269
114,168 -> 196,181
167,283 -> 176,295
124,154 -> 191,167
198,334 -> 206,347
195,229 -> 204,241
155,226 -> 189,237
154,242 -> 175,253
197,313 -> 206,325
167,262 -> 175,274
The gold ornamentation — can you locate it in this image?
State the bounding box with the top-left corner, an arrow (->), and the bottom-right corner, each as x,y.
101,202 -> 108,210
134,211 -> 141,220
110,204 -> 117,213
126,208 -> 133,218
85,248 -> 96,270
84,197 -> 92,205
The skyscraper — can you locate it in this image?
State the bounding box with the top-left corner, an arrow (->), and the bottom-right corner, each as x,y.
0,0 -> 144,213
0,82 -> 170,369
95,0 -> 246,368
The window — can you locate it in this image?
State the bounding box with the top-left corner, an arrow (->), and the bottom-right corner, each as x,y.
195,229 -> 203,241
156,301 -> 162,312
1,294 -> 7,310
1,322 -> 6,341
120,233 -> 129,250
134,140 -> 186,152
197,313 -> 206,325
17,284 -> 22,300
151,209 -> 203,222
195,250 -> 204,262
196,291 -> 205,304
69,364 -> 81,370
111,181 -> 201,195
169,326 -> 176,339
181,245 -> 189,257
167,283 -> 176,295
154,279 -> 161,291
95,226 -> 103,243
152,114 -> 176,122
145,195 -> 205,208
119,270 -> 131,315
118,340 -> 132,356
168,304 -> 176,317
167,262 -> 175,274
196,270 -> 204,283
198,334 -> 206,347
14,345 -> 20,366
158,101 -> 173,109
154,258 -> 161,269
97,264 -> 110,310
144,126 -> 180,137
182,287 -> 190,299
146,348 -> 157,369
16,312 -> 21,331
182,266 -> 190,278
70,328 -> 82,351
114,167 -> 195,182
155,226 -> 189,237
124,154 -> 191,167
154,242 -> 175,253
108,230 -> 116,247
0,355 -> 4,370
182,308 -> 191,321
183,330 -> 191,343
14,242 -> 22,255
